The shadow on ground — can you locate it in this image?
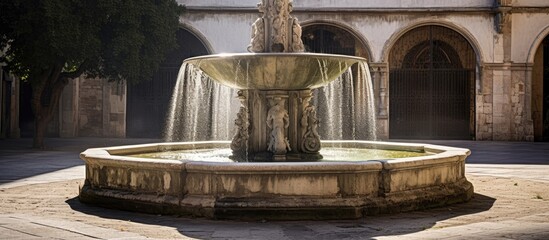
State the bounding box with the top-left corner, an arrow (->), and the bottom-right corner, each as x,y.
394,140 -> 549,165
65,193 -> 495,239
0,138 -> 158,185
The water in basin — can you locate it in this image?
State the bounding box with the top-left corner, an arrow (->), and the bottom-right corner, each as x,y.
128,147 -> 431,162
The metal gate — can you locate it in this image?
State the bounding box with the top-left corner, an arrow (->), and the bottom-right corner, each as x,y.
390,69 -> 473,139
389,26 -> 475,139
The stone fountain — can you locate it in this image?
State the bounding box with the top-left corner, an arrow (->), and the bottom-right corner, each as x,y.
181,0 -> 369,162
79,0 -> 473,220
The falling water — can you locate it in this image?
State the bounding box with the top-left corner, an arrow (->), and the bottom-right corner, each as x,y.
356,61 -> 378,140
164,59 -> 376,142
164,63 -> 239,142
316,61 -> 377,141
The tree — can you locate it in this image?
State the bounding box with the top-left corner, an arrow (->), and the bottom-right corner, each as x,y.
0,0 -> 182,148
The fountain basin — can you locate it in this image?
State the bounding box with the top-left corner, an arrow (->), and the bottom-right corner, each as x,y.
184,53 -> 365,90
79,141 -> 473,220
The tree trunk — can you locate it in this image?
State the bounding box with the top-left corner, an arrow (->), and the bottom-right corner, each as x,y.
31,64 -> 67,149
33,115 -> 47,149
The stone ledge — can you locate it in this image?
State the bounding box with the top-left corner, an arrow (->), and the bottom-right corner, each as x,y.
79,141 -> 473,220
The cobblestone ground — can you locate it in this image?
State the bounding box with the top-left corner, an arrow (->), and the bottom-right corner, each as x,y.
0,174 -> 548,239
1,138 -> 549,239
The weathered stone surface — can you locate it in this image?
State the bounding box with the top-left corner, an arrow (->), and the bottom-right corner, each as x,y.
79,141 -> 473,220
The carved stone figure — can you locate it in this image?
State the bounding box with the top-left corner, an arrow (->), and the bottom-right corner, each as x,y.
248,1 -> 266,52
301,97 -> 321,153
248,0 -> 304,53
290,20 -> 304,52
267,98 -> 291,154
231,91 -> 250,153
231,106 -> 250,152
249,18 -> 266,52
271,0 -> 287,52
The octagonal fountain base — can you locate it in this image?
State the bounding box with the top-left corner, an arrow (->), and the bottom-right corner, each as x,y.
79,141 -> 473,220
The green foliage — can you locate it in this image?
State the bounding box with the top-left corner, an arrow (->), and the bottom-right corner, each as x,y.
0,0 -> 182,84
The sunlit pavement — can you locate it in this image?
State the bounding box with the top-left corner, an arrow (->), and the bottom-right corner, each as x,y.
1,137 -> 548,239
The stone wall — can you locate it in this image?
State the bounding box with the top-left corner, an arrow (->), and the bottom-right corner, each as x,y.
54,77 -> 126,138
476,63 -> 535,141
78,78 -> 103,136
102,80 -> 126,137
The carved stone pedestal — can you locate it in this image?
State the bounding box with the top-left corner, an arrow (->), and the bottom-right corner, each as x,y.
231,89 -> 321,162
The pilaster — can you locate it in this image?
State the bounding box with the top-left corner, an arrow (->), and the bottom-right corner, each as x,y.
369,62 -> 389,140
477,64 -> 494,140
479,63 -> 534,141
511,63 -> 534,141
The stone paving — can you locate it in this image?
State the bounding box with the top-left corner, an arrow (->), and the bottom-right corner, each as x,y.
1,137 -> 549,239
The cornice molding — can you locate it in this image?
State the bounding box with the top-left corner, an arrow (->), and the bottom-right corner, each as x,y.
183,6 -> 497,14
183,6 -> 549,15
481,62 -> 534,70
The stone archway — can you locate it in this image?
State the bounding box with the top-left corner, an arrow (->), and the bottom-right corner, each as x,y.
300,24 -> 373,140
532,35 -> 549,141
389,25 -> 477,140
301,23 -> 370,60
126,28 -> 209,138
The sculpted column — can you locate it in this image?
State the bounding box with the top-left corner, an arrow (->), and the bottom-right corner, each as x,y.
266,95 -> 291,161
300,94 -> 321,153
231,91 -> 250,156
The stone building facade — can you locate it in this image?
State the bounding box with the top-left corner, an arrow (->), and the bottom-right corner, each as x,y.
1,0 -> 549,141
173,0 -> 549,141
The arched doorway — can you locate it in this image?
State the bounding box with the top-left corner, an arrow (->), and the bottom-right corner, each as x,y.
303,25 -> 355,56
532,35 -> 549,141
389,25 -> 476,139
126,28 -> 209,138
301,24 -> 373,139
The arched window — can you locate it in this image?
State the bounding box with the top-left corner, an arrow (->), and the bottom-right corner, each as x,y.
302,25 -> 356,56
402,40 -> 462,69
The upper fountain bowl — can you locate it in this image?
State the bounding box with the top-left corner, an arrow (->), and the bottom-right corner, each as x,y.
184,53 -> 366,90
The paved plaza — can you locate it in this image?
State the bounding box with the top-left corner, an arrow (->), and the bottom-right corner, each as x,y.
1,137 -> 549,239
